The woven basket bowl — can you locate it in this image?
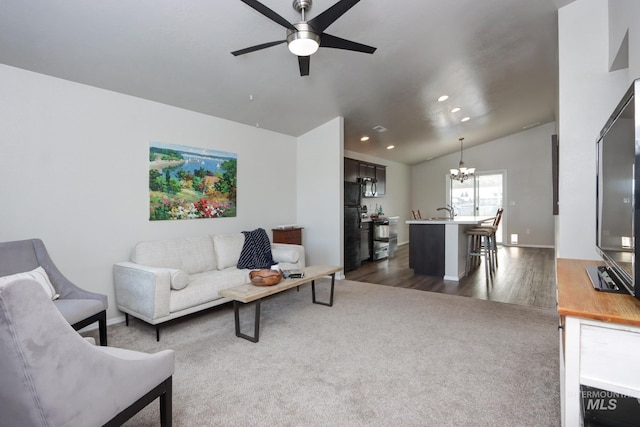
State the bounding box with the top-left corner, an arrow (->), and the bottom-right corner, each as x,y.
249,269 -> 283,286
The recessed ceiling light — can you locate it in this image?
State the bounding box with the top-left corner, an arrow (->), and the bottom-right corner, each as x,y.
360,136 -> 370,141
386,145 -> 395,150
461,117 -> 470,122
451,107 -> 461,113
438,95 -> 449,102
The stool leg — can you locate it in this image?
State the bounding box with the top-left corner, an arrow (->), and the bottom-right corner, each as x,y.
473,235 -> 480,269
483,235 -> 490,282
466,234 -> 472,275
487,234 -> 496,276
492,233 -> 498,269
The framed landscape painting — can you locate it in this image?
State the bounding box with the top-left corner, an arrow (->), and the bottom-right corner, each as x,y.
149,142 -> 237,221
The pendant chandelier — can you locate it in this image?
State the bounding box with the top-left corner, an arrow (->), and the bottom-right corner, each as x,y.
450,137 -> 475,183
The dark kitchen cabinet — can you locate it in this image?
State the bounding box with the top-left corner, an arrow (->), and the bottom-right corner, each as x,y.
359,162 -> 375,180
344,157 -> 387,198
344,157 -> 360,183
360,221 -> 372,262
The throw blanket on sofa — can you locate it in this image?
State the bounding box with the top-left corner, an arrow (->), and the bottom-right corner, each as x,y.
237,228 -> 275,269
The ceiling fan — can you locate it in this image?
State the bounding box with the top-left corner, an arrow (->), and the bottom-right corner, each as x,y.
232,0 -> 376,76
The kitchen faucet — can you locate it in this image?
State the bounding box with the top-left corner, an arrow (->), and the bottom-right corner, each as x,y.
436,204 -> 455,219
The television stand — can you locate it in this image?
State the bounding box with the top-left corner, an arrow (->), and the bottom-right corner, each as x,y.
585,265 -> 629,294
558,259 -> 640,426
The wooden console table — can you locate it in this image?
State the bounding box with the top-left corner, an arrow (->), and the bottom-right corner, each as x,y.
557,258 -> 640,426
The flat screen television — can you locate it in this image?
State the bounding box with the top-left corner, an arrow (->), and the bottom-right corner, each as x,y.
591,78 -> 640,299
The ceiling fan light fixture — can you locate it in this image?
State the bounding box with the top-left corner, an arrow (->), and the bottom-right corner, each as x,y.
287,23 -> 320,56
233,0 -> 376,76
288,38 -> 319,56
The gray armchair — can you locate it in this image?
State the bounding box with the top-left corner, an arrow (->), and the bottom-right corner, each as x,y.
0,278 -> 175,426
0,238 -> 108,345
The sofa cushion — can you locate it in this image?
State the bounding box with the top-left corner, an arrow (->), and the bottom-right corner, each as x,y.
213,233 -> 245,270
167,268 -> 189,290
169,269 -> 249,313
0,266 -> 59,300
237,228 -> 274,269
272,246 -> 300,264
132,236 -> 217,274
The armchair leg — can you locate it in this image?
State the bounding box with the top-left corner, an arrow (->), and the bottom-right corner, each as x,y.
160,376 -> 172,427
71,310 -> 108,346
103,376 -> 173,427
98,310 -> 107,346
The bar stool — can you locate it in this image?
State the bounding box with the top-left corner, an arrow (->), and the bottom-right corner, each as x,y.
473,208 -> 503,271
465,227 -> 494,281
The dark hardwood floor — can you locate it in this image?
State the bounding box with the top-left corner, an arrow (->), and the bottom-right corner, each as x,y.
345,244 -> 557,309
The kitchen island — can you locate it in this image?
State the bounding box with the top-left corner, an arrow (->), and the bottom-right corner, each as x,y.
406,216 -> 493,281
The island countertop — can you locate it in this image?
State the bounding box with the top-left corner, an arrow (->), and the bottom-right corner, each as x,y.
406,216 -> 493,225
407,215 -> 494,281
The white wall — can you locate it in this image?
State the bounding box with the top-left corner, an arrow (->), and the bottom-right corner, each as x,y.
608,0 -> 640,76
556,0 -> 630,259
297,117 -> 343,268
410,122 -> 557,247
0,64 -> 304,320
343,150 -> 412,245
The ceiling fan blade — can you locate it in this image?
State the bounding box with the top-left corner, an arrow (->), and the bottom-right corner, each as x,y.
231,40 -> 286,56
308,0 -> 361,33
298,56 -> 310,76
240,0 -> 296,31
320,33 -> 376,54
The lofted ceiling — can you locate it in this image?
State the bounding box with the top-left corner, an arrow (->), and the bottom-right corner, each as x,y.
0,0 -> 574,165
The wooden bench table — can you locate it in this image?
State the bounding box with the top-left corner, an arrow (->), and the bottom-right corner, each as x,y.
219,265 -> 341,342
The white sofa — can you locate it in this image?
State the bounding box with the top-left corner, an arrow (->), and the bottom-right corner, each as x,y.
113,233 -> 305,340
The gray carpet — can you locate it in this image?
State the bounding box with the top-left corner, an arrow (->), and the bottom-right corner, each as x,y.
92,280 -> 560,426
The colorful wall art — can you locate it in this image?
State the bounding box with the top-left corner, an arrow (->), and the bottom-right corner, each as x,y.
149,142 -> 237,220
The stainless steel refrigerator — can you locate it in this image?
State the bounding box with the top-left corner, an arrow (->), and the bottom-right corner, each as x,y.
344,181 -> 361,272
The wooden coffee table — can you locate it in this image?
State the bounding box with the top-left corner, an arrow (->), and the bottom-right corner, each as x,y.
219,265 -> 341,342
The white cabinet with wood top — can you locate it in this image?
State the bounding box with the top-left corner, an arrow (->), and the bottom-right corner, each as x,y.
557,259 -> 640,426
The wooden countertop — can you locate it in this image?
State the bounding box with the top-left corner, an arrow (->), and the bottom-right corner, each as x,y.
557,258 -> 640,326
